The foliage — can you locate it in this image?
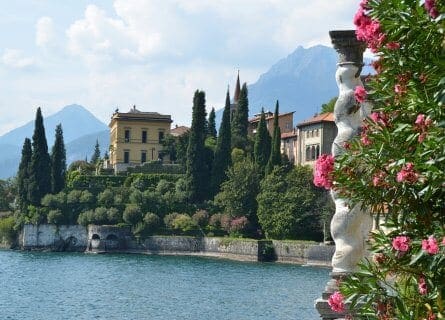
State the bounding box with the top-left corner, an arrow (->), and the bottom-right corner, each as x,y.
0,216 -> 16,243
161,134 -> 178,163
17,138 -> 32,212
172,214 -> 198,234
266,101 -> 282,174
186,90 -> 211,203
332,1 -> 445,319
67,174 -> 126,193
231,83 -> 249,150
0,179 -> 16,212
254,108 -> 272,174
97,189 -> 115,208
211,89 -> 232,197
51,124 -> 66,194
192,209 -> 209,227
126,161 -> 184,174
163,212 -> 179,229
320,97 -> 337,114
207,107 -> 217,139
215,157 -> 261,236
90,139 -> 101,164
123,204 -> 142,226
47,209 -> 63,225
28,107 -> 52,206
257,166 -> 325,240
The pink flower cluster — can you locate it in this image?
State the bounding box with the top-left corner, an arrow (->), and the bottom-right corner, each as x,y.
415,113 -> 432,143
422,236 -> 439,255
313,154 -> 335,190
396,163 -> 418,184
418,276 -> 427,295
328,291 -> 345,313
370,111 -> 389,127
425,0 -> 439,18
229,216 -> 249,233
392,235 -> 410,252
354,3 -> 385,52
386,41 -> 400,50
372,171 -> 387,187
354,86 -> 367,103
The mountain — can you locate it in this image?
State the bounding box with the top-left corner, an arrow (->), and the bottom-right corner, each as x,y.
0,104 -> 109,179
0,104 -> 108,147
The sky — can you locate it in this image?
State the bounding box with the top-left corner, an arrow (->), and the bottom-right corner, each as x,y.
0,0 -> 360,136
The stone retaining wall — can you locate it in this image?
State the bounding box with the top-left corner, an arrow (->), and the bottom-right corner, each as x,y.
20,224 -> 87,251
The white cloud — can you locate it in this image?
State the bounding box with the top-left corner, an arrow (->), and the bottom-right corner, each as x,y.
36,16 -> 55,47
1,49 -> 35,68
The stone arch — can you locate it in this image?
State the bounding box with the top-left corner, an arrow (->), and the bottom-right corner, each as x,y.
92,234 -> 100,240
106,234 -> 118,240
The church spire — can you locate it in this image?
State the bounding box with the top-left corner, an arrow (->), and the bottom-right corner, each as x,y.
233,70 -> 240,103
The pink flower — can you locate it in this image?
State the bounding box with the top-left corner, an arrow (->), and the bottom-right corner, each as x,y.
425,0 -> 439,18
418,276 -> 427,295
396,163 -> 418,184
361,133 -> 372,146
372,171 -> 386,187
422,236 -> 439,255
355,86 -> 367,103
328,291 -> 345,313
354,7 -> 385,52
394,84 -> 407,95
392,235 -> 410,252
370,112 -> 389,127
313,154 -> 335,190
386,42 -> 400,50
415,114 -> 432,143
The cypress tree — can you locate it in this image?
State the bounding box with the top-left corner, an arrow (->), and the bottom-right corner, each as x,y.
28,107 -> 52,205
211,89 -> 232,197
17,138 -> 32,211
186,90 -> 210,203
266,100 -> 282,174
231,83 -> 249,150
254,108 -> 271,172
51,124 -> 66,194
91,139 -> 101,164
207,107 -> 217,139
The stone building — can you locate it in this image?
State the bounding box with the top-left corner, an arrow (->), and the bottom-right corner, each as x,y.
281,129 -> 298,164
295,112 -> 336,166
108,106 -> 172,172
248,111 -> 295,136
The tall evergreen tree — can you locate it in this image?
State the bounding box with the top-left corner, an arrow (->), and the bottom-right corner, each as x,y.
28,107 -> 52,206
51,124 -> 66,194
207,107 -> 217,139
254,108 -> 271,173
266,100 -> 282,174
91,139 -> 101,164
186,90 -> 210,203
231,83 -> 249,150
211,89 -> 232,197
17,138 -> 32,211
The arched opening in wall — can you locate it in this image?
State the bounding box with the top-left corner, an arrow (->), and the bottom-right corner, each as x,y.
92,234 -> 100,240
316,145 -> 320,159
311,145 -> 316,160
106,234 -> 118,240
306,146 -> 310,161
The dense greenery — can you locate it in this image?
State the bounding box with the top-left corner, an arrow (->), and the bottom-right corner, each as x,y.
266,101 -> 282,174
320,97 -> 337,114
207,107 -> 217,139
17,138 -> 32,212
254,108 -> 271,173
51,124 -> 66,194
231,83 -> 249,150
211,89 -> 232,197
328,1 -> 445,319
90,139 -> 101,164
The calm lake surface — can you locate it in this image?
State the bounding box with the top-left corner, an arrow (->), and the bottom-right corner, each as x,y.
0,250 -> 329,320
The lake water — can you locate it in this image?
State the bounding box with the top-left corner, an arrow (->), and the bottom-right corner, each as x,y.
0,250 -> 329,320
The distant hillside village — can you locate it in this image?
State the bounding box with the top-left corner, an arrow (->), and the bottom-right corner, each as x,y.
105,73 -> 337,174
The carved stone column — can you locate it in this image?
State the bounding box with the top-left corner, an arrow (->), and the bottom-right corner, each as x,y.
315,30 -> 371,320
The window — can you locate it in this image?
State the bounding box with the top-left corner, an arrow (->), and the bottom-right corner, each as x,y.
141,151 -> 147,164
124,129 -> 130,143
141,130 -> 147,143
306,146 -> 311,161
306,131 -> 310,138
316,129 -> 319,137
124,151 -> 130,164
158,131 -> 164,143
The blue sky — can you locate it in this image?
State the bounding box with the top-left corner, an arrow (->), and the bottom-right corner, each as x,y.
0,0 -> 359,136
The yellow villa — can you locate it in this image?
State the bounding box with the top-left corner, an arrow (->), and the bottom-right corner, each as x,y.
108,106 -> 173,172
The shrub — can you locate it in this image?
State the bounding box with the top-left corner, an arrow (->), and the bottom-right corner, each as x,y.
123,204 -> 142,226
143,212 -> 161,232
163,212 -> 179,229
172,214 -> 198,234
229,216 -> 249,237
208,213 -> 222,229
0,216 -> 16,243
192,209 -> 209,227
107,207 -> 121,224
47,209 -> 64,225
156,180 -> 175,195
98,189 -> 114,208
93,207 -> 108,225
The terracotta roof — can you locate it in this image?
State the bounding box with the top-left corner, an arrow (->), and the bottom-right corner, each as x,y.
170,125 -> 190,137
249,111 -> 295,123
297,112 -> 334,127
281,131 -> 298,139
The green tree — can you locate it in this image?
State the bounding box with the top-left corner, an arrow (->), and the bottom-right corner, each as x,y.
320,97 -> 337,114
214,157 -> 261,235
17,138 -> 32,211
28,108 -> 52,206
207,107 -> 217,139
231,83 -> 249,150
186,90 -> 210,203
161,134 -> 177,162
211,89 -> 232,197
0,179 -> 15,212
51,124 -> 66,194
266,101 -> 281,174
90,139 -> 101,164
257,166 -> 325,240
253,108 -> 271,173
123,204 -> 143,226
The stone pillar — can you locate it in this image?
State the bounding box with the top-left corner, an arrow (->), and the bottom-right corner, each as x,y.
315,30 -> 371,320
